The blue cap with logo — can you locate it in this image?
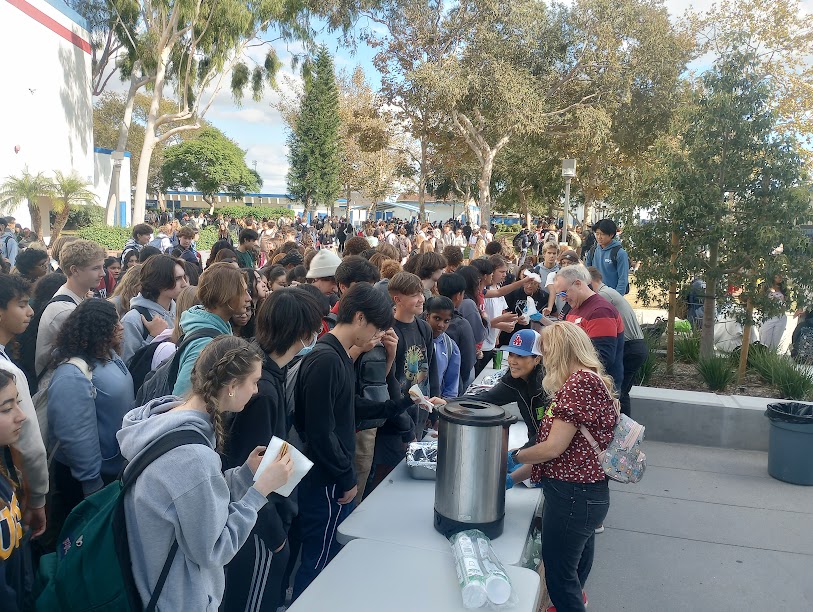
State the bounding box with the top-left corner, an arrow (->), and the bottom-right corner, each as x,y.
502,329 -> 542,357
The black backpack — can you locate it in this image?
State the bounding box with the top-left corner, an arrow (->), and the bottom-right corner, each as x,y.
135,328 -> 221,404
126,342 -> 164,395
16,294 -> 77,394
512,232 -> 524,249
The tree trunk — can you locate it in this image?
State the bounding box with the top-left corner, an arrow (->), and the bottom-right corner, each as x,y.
418,137 -> 428,220
478,153 -> 495,226
106,69 -> 143,226
737,297 -> 754,384
700,239 -> 719,358
28,200 -> 42,237
133,49 -> 171,225
666,231 -> 679,373
583,192 -> 595,229
50,204 -> 70,243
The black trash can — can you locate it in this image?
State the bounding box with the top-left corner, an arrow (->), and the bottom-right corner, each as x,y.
765,402 -> 813,485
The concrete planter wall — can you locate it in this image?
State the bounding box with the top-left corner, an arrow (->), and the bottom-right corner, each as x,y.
629,386 -> 781,452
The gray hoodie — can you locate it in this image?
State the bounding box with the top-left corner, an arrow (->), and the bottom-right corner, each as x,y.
120,294 -> 176,363
117,397 -> 268,611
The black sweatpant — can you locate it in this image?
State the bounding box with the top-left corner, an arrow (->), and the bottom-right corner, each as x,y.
223,529 -> 290,612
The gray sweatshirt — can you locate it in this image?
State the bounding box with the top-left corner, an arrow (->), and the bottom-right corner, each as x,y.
120,294 -> 176,363
116,398 -> 268,611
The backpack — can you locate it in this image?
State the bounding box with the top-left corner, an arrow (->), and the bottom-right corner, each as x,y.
577,372 -> 646,484
135,328 -> 221,404
512,232 -> 524,249
125,342 -> 164,395
16,294 -> 78,394
794,326 -> 813,364
2,234 -> 14,258
32,357 -> 94,459
587,243 -> 629,294
35,429 -> 209,612
355,344 -> 391,431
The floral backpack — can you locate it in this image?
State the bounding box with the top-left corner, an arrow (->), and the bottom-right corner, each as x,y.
579,372 -> 647,484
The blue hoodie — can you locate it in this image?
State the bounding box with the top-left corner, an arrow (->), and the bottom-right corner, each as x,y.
117,397 -> 267,611
172,306 -> 231,396
588,238 -> 630,295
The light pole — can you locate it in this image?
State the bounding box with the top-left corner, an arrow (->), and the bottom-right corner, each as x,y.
561,159 -> 577,245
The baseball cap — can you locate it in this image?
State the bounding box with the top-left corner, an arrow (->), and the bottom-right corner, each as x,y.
502,329 -> 542,357
558,250 -> 579,264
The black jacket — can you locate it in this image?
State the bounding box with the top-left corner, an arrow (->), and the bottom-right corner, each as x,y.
466,365 -> 549,449
223,354 -> 294,549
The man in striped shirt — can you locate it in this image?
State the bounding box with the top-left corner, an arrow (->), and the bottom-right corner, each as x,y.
553,264 -> 625,389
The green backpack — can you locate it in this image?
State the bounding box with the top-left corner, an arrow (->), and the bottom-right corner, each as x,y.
35,429 -> 209,611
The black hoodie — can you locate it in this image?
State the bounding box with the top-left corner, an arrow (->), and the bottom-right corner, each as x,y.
465,365 -> 549,449
223,353 -> 294,548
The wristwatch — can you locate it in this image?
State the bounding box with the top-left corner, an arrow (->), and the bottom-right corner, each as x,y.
510,449 -> 521,464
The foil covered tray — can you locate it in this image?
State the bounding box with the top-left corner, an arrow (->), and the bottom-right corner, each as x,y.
406,440 -> 438,480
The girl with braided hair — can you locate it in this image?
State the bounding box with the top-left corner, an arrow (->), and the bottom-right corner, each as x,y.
117,335 -> 293,611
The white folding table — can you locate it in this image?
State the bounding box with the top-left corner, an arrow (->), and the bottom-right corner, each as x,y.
288,538 -> 541,612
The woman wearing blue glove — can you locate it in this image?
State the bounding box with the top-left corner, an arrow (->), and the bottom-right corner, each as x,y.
464,328 -> 548,487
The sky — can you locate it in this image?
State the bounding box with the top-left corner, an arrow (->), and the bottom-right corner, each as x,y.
160,0 -> 813,195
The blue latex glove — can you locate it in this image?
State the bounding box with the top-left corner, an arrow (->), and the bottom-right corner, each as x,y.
505,474 -> 515,490
506,450 -> 523,474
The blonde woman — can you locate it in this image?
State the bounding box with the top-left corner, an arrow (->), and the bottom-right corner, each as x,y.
508,322 -> 616,612
108,264 -> 143,319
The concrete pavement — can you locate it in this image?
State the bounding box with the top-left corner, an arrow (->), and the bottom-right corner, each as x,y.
587,441 -> 813,611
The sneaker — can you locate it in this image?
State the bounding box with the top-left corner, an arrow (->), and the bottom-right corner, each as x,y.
546,592 -> 588,611
594,524 -> 604,534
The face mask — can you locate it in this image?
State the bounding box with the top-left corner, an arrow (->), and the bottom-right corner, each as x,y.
296,332 -> 318,357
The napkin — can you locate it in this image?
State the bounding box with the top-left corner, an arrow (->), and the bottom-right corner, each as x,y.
409,384 -> 435,412
253,436 -> 313,497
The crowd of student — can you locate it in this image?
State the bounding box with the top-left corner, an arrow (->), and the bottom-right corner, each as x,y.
0,212 -> 641,612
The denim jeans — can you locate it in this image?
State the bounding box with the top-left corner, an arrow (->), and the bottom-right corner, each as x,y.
541,478 -> 610,612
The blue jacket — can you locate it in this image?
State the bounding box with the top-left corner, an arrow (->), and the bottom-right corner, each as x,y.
1,229 -> 19,267
48,355 -> 135,495
172,306 -> 231,396
433,333 -> 461,399
588,238 -> 630,295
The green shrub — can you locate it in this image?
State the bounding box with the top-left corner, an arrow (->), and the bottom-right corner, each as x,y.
216,205 -> 294,220
696,356 -> 736,391
766,357 -> 813,400
674,332 -> 701,363
77,223 -> 132,251
195,225 -> 220,251
746,344 -> 781,382
50,205 -> 106,230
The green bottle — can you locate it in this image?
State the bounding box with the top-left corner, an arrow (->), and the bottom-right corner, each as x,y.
493,350 -> 503,369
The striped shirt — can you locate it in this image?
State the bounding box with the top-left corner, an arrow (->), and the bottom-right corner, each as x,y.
566,293 -> 625,388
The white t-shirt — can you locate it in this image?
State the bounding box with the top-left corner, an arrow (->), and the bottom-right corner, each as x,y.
482,294 -> 508,351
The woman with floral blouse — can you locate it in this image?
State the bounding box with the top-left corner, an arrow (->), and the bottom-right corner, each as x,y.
508,321 -> 617,612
